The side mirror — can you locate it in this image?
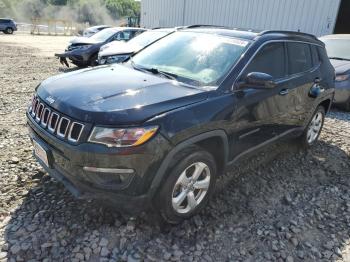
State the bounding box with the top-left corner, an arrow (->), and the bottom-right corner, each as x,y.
244,72 -> 277,89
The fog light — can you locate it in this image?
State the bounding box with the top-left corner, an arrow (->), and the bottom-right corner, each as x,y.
83,166 -> 134,174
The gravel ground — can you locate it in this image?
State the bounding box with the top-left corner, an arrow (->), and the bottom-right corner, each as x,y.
0,39 -> 350,262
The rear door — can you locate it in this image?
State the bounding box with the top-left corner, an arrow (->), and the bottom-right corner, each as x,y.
284,42 -> 319,127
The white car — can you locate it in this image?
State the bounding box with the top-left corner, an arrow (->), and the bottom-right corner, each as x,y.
98,28 -> 175,65
83,25 -> 110,37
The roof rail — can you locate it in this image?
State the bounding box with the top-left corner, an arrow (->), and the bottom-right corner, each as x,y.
185,24 -> 228,29
258,30 -> 318,40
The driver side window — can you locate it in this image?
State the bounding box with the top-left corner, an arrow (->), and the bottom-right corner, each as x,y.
243,42 -> 286,80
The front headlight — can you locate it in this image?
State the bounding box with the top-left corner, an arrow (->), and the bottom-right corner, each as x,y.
335,74 -> 349,82
106,55 -> 130,64
78,45 -> 93,50
88,126 -> 159,147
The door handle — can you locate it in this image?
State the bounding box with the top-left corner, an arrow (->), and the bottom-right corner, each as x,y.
279,89 -> 289,96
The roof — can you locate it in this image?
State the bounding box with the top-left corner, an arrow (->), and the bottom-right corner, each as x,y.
111,27 -> 146,31
179,25 -> 322,44
152,28 -> 176,32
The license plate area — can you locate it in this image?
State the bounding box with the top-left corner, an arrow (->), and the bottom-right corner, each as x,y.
33,139 -> 51,168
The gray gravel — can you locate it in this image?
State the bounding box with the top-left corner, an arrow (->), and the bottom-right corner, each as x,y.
1,44 -> 350,262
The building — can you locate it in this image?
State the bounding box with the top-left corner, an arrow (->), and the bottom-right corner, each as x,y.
141,0 -> 350,36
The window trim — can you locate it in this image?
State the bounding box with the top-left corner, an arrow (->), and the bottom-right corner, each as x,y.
232,40 -> 323,91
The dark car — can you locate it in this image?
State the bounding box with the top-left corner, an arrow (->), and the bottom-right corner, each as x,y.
320,34 -> 350,111
83,25 -> 110,38
98,28 -> 176,65
55,27 -> 146,67
0,18 -> 17,34
27,27 -> 334,224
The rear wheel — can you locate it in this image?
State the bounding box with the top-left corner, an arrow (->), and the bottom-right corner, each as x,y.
5,27 -> 13,34
300,106 -> 325,148
156,146 -> 217,224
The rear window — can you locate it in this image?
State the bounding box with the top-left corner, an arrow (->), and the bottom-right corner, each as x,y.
0,19 -> 10,23
287,43 -> 313,74
243,42 -> 286,79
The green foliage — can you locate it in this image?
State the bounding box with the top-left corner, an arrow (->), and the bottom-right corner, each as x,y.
105,0 -> 140,17
0,0 -> 140,23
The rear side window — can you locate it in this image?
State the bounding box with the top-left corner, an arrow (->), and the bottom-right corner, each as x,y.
287,43 -> 313,74
244,42 -> 286,79
311,45 -> 320,66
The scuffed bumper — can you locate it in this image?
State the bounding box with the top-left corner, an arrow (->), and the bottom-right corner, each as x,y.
333,80 -> 350,106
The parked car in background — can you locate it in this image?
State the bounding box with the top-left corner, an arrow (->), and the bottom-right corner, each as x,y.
98,28 -> 176,65
55,27 -> 146,67
83,25 -> 110,37
0,18 -> 17,34
28,27 -> 334,224
320,34 -> 350,111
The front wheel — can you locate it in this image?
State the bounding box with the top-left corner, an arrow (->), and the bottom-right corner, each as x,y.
5,27 -> 13,34
300,106 -> 325,148
156,147 -> 217,224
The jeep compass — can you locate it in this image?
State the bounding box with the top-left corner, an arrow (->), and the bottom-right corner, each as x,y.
27,26 -> 335,224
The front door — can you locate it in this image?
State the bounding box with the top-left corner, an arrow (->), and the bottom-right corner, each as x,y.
229,42 -> 290,158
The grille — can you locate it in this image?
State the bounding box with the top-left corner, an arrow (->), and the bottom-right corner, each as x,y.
29,95 -> 84,143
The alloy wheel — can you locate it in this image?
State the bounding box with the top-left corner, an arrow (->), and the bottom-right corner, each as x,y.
171,162 -> 211,214
307,111 -> 323,144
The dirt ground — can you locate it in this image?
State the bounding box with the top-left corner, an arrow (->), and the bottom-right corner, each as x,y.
0,34 -> 350,262
0,32 -> 71,57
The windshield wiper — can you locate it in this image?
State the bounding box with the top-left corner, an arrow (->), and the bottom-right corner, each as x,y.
130,60 -> 177,80
130,60 -> 205,87
329,57 -> 350,61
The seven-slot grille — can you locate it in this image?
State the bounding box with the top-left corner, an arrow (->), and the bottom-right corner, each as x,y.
29,95 -> 84,143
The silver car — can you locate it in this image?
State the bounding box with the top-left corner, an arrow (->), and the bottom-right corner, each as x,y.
320,34 -> 350,111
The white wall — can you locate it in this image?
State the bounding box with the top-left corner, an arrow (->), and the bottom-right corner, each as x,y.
141,0 -> 341,36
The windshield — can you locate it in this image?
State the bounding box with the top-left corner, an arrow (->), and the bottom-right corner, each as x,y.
128,31 -> 170,48
321,38 -> 350,60
131,32 -> 249,86
90,28 -> 117,42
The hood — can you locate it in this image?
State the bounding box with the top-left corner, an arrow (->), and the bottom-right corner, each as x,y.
99,41 -> 141,57
330,59 -> 350,75
37,65 -> 207,125
69,36 -> 101,45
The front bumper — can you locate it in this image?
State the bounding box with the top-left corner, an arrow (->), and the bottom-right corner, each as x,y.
27,112 -> 172,213
55,49 -> 91,67
333,80 -> 350,105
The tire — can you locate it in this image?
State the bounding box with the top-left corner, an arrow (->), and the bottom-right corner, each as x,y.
5,27 -> 13,34
71,61 -> 87,68
89,53 -> 98,67
300,106 -> 325,148
155,146 -> 217,224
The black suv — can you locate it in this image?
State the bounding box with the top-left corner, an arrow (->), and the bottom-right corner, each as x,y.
0,18 -> 17,34
27,27 -> 335,224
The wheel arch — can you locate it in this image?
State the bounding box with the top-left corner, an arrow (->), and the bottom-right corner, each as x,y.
319,98 -> 332,113
149,130 -> 229,197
